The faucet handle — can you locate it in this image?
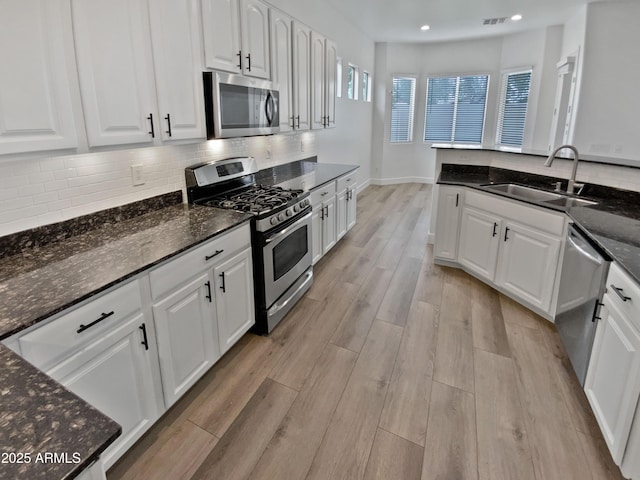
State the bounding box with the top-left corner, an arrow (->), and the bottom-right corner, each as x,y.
573,183 -> 585,195
551,181 -> 563,192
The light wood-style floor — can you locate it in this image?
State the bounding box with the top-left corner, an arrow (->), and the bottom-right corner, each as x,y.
108,183 -> 623,480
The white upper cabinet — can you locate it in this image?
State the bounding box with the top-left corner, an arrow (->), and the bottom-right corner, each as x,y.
148,0 -> 206,141
0,0 -> 78,155
239,0 -> 271,79
310,32 -> 326,130
292,22 -> 312,131
201,0 -> 242,74
201,0 -> 270,79
72,0 -> 158,147
270,8 -> 294,132
325,39 -> 338,129
311,33 -> 337,130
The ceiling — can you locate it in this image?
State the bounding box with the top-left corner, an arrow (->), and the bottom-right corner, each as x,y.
322,0 -> 614,43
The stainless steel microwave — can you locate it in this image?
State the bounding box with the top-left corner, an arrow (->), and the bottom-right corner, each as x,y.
203,71 -> 280,138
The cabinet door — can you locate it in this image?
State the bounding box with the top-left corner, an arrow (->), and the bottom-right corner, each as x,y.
239,0 -> 270,79
322,196 -> 337,254
311,204 -> 323,265
72,0 -> 158,147
310,31 -> 326,130
336,189 -> 348,241
214,248 -> 255,355
347,186 -> 357,231
585,296 -> 640,464
325,38 -> 337,128
270,9 -> 294,132
458,207 -> 501,281
433,186 -> 463,260
0,0 -> 78,155
201,0 -> 242,74
495,221 -> 561,312
148,0 -> 205,141
292,22 -> 311,131
46,313 -> 159,469
152,272 -> 219,408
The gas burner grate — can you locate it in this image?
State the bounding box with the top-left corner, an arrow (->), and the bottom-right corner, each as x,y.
203,184 -> 304,215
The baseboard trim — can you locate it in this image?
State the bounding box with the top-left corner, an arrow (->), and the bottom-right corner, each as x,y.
357,179 -> 370,193
370,176 -> 434,186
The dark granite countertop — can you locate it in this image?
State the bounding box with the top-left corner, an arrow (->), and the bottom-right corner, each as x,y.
256,157 -> 359,191
0,344 -> 121,480
0,191 -> 252,479
438,164 -> 640,284
0,202 -> 252,340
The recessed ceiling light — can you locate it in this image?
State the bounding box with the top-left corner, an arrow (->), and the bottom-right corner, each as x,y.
511,14 -> 523,21
420,24 -> 430,31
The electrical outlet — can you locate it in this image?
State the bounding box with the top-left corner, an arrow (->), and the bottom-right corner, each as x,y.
131,164 -> 145,186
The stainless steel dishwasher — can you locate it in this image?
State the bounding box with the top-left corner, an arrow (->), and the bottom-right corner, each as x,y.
555,224 -> 611,386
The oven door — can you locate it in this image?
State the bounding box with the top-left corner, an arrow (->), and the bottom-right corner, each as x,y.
262,211 -> 312,307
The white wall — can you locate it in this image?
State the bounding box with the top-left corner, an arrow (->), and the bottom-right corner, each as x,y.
0,0 -> 375,237
371,26 -> 563,185
570,1 -> 640,161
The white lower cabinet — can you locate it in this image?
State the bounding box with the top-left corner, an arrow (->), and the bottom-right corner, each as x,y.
458,206 -> 501,279
310,183 -> 337,264
152,271 -> 220,408
496,221 -> 561,312
433,186 -> 463,261
586,262 -> 640,469
435,187 -> 565,316
214,247 -> 255,355
150,224 -> 254,408
46,310 -> 160,470
336,172 -> 357,241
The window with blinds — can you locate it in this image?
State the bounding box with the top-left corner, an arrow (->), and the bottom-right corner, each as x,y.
496,70 -> 532,147
390,76 -> 416,143
424,75 -> 489,144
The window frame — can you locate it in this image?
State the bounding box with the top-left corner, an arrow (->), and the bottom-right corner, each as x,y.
347,64 -> 359,100
336,57 -> 343,98
423,73 -> 490,146
362,70 -> 372,102
389,74 -> 417,144
495,67 -> 533,150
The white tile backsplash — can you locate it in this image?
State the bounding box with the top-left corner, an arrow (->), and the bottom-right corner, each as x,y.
0,132 -> 317,236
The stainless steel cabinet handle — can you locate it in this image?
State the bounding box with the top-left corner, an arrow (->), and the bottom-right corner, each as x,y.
611,284 -> 632,302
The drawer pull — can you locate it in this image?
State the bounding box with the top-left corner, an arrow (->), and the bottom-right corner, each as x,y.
205,249 -> 224,261
321,192 -> 328,197
77,311 -> 114,334
139,323 -> 149,351
611,284 -> 632,302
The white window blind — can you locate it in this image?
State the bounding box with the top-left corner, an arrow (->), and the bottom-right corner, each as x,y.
424,75 -> 489,144
390,76 -> 416,143
496,70 -> 532,147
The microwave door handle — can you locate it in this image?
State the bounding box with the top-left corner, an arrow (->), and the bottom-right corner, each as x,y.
265,92 -> 274,125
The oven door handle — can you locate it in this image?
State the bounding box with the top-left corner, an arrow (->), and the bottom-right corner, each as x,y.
265,211 -> 311,244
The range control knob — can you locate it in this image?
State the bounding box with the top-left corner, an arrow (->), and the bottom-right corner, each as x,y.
277,213 -> 285,221
286,208 -> 293,217
270,217 -> 278,225
293,204 -> 299,213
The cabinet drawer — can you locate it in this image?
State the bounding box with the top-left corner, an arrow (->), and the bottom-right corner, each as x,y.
607,262 -> 640,327
310,182 -> 336,206
149,223 -> 251,299
465,189 -> 565,237
18,280 -> 142,370
336,171 -> 357,192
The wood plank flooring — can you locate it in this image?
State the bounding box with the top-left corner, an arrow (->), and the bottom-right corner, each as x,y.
108,183 -> 623,480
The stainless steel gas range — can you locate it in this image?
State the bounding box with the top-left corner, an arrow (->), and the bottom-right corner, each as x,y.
185,157 -> 313,334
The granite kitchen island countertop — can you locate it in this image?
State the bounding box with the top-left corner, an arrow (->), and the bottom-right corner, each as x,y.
0,192 -> 252,479
437,164 -> 640,284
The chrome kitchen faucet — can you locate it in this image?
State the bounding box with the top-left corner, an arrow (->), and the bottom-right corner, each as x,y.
545,144 -> 584,195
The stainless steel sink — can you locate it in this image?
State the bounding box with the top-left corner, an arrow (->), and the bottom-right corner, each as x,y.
481,183 -> 598,207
